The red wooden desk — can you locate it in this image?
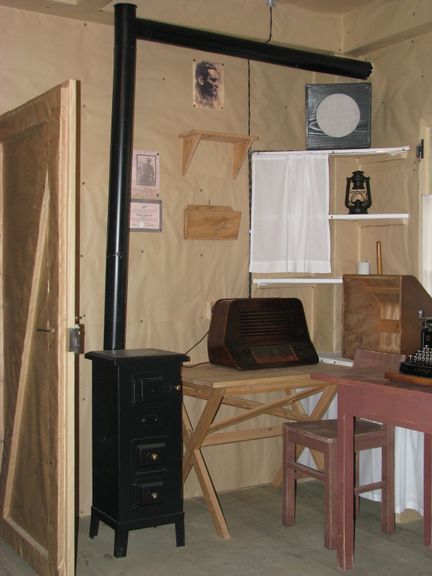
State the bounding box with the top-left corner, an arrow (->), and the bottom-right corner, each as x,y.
311,368 -> 432,571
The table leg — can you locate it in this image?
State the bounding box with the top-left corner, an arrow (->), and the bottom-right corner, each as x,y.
337,388 -> 355,571
424,432 -> 432,547
183,389 -> 224,481
182,399 -> 231,539
309,384 -> 337,421
382,425 -> 395,535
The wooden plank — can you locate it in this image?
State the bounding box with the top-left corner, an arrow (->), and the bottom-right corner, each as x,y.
377,318 -> 400,333
179,129 -> 255,145
182,362 -> 337,389
57,80 -> 77,576
183,387 -> 318,421
182,405 -> 230,539
208,386 -> 327,433
184,204 -> 241,240
182,389 -> 224,481
2,175 -> 50,517
385,371 -> 432,387
203,425 -> 282,446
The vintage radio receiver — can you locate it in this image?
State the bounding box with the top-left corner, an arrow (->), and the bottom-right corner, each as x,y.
207,298 -> 319,370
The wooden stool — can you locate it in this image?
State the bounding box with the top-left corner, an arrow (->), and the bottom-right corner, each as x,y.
282,418 -> 394,549
282,349 -> 403,550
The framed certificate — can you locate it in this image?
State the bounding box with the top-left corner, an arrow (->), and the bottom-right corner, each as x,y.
130,199 -> 162,232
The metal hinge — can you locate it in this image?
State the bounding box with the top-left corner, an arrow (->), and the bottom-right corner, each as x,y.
68,324 -> 84,354
417,139 -> 424,160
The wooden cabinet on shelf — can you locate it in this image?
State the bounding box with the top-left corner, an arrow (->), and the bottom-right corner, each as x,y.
252,146 -> 413,355
342,274 -> 432,359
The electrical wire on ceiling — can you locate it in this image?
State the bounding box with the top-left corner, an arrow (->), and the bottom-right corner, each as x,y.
247,0 -> 275,296
249,1 -> 274,134
265,5 -> 274,43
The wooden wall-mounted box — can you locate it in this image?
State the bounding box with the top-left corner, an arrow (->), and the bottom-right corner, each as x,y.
342,275 -> 432,359
184,204 -> 241,240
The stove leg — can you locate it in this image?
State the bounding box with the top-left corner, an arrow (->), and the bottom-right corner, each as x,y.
89,510 -> 99,539
175,516 -> 185,547
113,528 -> 129,558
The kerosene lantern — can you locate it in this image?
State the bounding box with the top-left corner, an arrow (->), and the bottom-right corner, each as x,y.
345,170 -> 372,214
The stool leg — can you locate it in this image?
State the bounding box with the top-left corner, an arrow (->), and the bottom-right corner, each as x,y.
355,451 -> 360,517
282,431 -> 297,527
381,425 -> 395,535
325,443 -> 337,549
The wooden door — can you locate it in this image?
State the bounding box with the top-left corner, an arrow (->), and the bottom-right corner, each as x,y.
0,81 -> 77,576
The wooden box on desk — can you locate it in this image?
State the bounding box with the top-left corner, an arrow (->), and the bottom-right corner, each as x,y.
342,275 -> 432,359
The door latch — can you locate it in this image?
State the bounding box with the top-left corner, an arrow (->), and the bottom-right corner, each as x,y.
417,139 -> 424,160
68,324 -> 84,354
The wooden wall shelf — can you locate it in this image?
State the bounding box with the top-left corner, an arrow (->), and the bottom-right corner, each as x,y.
184,204 -> 241,240
253,277 -> 343,286
329,213 -> 409,226
179,130 -> 256,179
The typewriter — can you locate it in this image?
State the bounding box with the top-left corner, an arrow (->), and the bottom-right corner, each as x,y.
400,312 -> 432,378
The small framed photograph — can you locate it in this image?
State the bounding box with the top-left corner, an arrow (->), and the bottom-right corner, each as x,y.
132,150 -> 160,198
130,199 -> 162,232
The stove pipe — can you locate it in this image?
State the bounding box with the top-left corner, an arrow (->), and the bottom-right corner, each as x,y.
103,3 -> 372,350
103,3 -> 136,350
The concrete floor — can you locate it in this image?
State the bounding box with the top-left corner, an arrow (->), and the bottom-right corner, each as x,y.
1,481 -> 431,576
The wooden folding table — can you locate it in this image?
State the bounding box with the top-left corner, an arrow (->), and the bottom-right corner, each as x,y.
181,362 -> 338,539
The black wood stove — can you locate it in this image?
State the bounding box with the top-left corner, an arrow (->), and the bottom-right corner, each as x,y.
85,348 -> 188,557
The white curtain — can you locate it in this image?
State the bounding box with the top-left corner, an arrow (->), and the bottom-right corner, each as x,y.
250,151 -> 331,273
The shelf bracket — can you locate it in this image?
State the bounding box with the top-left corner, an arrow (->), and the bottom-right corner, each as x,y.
180,132 -> 202,176
179,130 -> 257,179
232,139 -> 254,179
